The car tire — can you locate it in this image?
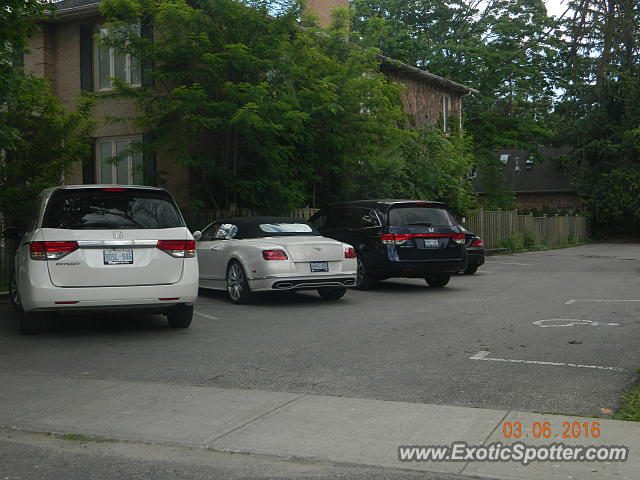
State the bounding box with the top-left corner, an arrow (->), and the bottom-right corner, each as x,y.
167,304 -> 193,328
317,287 -> 347,300
463,264 -> 479,275
354,257 -> 374,290
9,270 -> 22,311
226,260 -> 255,304
425,274 -> 451,288
19,311 -> 47,335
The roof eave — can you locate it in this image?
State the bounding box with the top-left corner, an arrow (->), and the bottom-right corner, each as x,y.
44,2 -> 101,21
378,55 -> 478,95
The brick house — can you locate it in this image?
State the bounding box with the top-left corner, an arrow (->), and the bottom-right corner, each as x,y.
24,0 -> 476,206
474,147 -> 583,213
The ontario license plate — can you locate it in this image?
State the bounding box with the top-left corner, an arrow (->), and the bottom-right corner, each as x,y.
424,239 -> 439,248
310,261 -> 329,272
103,248 -> 133,265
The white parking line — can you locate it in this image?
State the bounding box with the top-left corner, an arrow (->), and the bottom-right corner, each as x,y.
485,261 -> 532,266
196,312 -> 220,321
533,319 -> 621,327
469,351 -> 629,372
566,299 -> 640,305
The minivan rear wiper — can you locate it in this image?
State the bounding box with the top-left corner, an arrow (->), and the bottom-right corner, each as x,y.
405,222 -> 432,226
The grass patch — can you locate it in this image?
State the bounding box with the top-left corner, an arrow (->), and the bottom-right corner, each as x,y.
615,380 -> 640,422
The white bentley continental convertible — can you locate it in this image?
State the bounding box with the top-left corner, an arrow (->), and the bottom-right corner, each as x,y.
193,217 -> 357,303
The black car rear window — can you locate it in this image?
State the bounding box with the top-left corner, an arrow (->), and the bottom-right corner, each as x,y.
388,206 -> 455,227
42,189 -> 184,229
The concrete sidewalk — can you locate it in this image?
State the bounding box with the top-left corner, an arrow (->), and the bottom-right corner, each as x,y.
1,372 -> 637,479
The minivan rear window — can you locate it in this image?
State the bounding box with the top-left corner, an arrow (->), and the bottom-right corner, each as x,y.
42,189 -> 184,229
388,206 -> 455,227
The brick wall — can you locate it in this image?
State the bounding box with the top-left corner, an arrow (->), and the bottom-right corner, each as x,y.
306,0 -> 349,27
23,23 -> 55,81
24,16 -> 190,206
382,69 -> 462,128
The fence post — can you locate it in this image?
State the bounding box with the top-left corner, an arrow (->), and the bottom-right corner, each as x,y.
479,208 -> 484,246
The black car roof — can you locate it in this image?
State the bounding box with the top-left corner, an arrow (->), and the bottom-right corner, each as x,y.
326,199 -> 448,209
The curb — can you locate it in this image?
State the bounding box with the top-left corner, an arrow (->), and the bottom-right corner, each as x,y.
485,248 -> 508,256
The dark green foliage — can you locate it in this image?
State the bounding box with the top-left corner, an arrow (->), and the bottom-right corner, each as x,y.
522,231 -> 535,249
351,0 -> 560,153
496,233 -> 524,251
0,0 -> 96,229
352,126 -> 477,215
552,0 -> 640,234
476,156 -> 517,210
100,0 -> 410,212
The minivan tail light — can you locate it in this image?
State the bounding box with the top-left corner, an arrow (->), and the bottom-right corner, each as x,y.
157,240 -> 197,258
344,246 -> 357,258
30,241 -> 78,260
379,233 -> 467,246
262,249 -> 288,260
102,187 -> 126,192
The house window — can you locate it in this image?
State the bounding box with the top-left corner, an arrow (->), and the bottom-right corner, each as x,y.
442,94 -> 451,132
95,26 -> 141,91
97,137 -> 143,185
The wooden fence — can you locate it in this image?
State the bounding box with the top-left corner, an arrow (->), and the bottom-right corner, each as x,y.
465,209 -> 588,249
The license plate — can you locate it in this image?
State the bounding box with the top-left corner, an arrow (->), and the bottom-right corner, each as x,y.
103,248 -> 133,265
310,261 -> 329,272
424,239 -> 440,248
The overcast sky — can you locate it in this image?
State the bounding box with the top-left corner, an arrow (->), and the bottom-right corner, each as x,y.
544,0 -> 570,18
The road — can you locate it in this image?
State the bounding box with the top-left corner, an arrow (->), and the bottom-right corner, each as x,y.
1,243 -> 639,478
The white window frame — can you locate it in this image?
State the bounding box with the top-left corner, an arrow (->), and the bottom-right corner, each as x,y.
442,94 -> 451,133
96,136 -> 143,185
94,25 -> 141,92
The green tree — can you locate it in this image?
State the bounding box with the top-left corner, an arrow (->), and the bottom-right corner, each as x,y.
353,126 -> 477,214
0,0 -> 96,229
351,0 -> 561,205
100,0 -> 408,213
552,0 -> 640,233
476,156 -> 517,210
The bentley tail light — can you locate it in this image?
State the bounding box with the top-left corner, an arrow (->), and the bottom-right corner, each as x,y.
262,249 -> 288,260
344,246 -> 357,258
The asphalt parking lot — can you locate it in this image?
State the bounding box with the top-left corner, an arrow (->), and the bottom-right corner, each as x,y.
1,243 -> 639,417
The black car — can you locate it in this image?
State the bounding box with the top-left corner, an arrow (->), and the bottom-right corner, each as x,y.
461,228 -> 485,275
310,200 -> 467,289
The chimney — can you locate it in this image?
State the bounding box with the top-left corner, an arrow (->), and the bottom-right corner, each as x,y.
305,0 -> 349,27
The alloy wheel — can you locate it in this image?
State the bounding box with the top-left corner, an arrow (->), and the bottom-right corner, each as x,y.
227,263 -> 244,301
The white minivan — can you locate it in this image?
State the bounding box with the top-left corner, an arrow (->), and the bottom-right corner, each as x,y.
10,185 -> 199,334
